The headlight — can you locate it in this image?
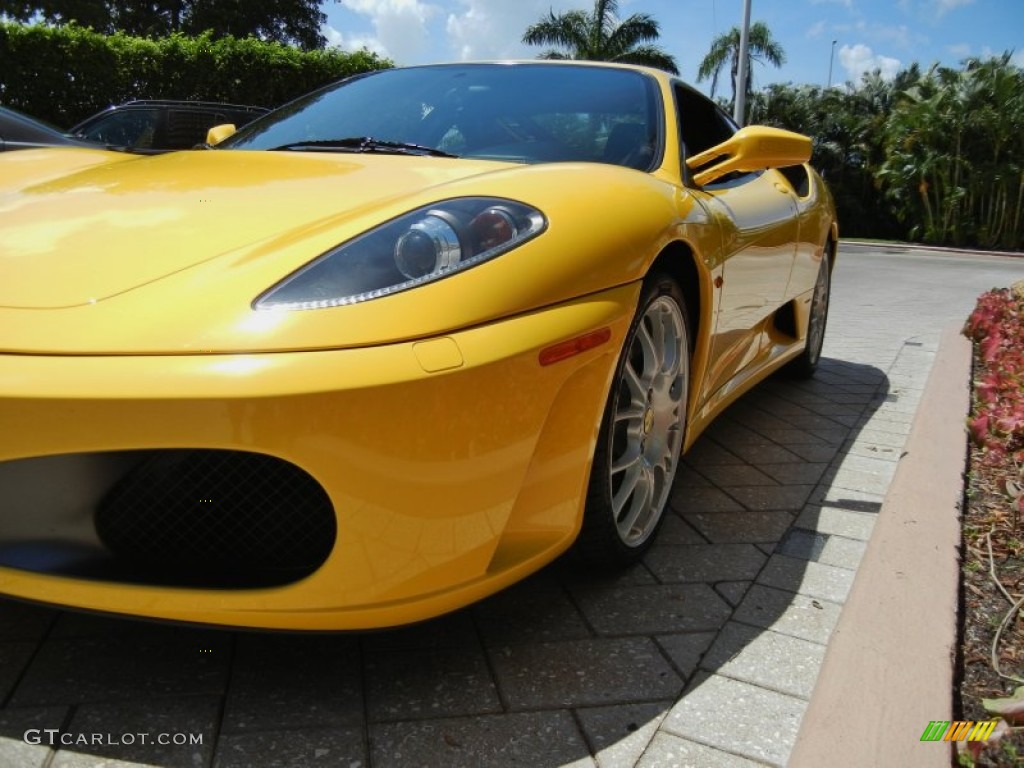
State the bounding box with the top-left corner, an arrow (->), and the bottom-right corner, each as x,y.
255,197 -> 546,310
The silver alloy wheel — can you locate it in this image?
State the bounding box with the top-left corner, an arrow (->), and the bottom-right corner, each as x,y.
805,251 -> 831,366
608,295 -> 688,547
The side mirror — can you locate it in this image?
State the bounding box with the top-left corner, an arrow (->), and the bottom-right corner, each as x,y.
205,123 -> 237,146
686,126 -> 811,187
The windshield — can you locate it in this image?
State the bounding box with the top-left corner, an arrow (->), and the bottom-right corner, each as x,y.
222,63 -> 662,169
1,106 -> 70,142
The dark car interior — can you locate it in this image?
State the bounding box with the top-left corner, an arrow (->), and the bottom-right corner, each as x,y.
70,100 -> 268,153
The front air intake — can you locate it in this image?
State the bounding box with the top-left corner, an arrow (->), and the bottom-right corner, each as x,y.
94,449 -> 335,587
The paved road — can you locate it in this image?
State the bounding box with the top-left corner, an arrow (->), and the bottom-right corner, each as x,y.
0,244 -> 1020,768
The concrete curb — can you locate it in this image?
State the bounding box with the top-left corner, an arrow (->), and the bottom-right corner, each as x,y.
789,322 -> 971,768
840,239 -> 1023,259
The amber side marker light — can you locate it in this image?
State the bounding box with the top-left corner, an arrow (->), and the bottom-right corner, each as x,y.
539,327 -> 612,366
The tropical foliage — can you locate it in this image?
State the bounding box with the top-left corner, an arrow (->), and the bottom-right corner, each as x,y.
522,0 -> 678,74
0,22 -> 390,126
748,55 -> 1024,251
697,21 -> 785,115
0,0 -> 326,49
877,55 -> 1024,251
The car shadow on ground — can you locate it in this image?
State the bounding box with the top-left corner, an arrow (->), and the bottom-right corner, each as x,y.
0,356 -> 896,767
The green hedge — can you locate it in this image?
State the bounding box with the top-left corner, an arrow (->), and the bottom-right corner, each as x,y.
0,23 -> 392,127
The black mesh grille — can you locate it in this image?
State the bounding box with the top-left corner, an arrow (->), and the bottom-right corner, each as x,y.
95,449 -> 335,587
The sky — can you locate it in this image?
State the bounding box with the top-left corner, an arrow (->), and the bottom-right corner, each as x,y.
321,0 -> 1024,94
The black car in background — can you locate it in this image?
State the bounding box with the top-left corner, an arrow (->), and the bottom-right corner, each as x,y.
68,100 -> 268,153
0,105 -> 96,152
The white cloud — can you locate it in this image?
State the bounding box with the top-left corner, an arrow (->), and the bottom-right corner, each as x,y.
839,43 -> 902,81
323,24 -> 389,58
935,0 -> 976,16
806,21 -> 826,39
947,43 -> 971,58
445,0 -> 579,62
1014,51 -> 1024,68
339,0 -> 440,61
324,24 -> 344,47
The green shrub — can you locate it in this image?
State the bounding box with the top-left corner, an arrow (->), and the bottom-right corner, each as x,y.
0,23 -> 392,126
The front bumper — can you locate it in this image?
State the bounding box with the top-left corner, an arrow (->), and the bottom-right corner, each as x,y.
0,285 -> 638,629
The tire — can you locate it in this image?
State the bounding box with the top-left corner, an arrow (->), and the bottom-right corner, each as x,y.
786,243 -> 832,379
577,272 -> 690,566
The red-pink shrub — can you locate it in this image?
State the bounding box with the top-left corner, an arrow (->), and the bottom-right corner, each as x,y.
963,286 -> 1024,469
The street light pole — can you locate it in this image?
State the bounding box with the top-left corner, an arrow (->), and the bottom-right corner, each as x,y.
827,39 -> 837,88
733,0 -> 752,124
737,0 -> 753,124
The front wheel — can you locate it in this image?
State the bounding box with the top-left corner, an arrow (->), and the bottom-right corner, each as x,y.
786,243 -> 832,379
577,272 -> 690,566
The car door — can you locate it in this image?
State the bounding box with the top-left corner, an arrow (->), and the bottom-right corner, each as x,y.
673,85 -> 798,400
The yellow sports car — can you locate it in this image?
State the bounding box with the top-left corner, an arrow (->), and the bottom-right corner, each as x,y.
0,62 -> 836,630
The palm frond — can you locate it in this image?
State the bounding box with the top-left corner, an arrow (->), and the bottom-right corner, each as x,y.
612,44 -> 679,75
697,34 -> 735,82
522,0 -> 675,71
522,10 -> 589,54
605,14 -> 662,53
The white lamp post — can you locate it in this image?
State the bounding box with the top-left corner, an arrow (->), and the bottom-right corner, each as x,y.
828,39 -> 837,88
733,0 -> 752,125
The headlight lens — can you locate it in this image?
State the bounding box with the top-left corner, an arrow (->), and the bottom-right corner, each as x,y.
394,214 -> 461,280
255,197 -> 546,310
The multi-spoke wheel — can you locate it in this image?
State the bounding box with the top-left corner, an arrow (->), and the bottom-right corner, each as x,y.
786,242 -> 832,379
578,272 -> 690,565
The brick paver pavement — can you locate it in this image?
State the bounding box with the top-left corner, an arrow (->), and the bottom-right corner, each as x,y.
0,244 -> 1020,767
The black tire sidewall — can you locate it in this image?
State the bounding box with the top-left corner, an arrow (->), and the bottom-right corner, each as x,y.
576,271 -> 690,565
787,243 -> 832,379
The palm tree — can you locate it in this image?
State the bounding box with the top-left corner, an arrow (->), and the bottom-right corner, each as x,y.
697,21 -> 785,111
522,0 -> 678,74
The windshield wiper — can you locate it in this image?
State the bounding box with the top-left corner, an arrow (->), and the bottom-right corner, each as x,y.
268,137 -> 458,158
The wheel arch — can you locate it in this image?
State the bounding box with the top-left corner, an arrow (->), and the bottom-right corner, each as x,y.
644,239 -> 717,450
646,240 -> 704,351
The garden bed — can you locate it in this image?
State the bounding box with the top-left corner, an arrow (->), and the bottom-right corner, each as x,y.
957,283 -> 1024,766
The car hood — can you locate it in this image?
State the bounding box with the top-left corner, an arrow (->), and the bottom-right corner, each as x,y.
0,149 -> 691,354
0,149 -> 511,310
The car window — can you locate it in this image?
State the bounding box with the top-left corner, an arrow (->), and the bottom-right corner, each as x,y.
76,109 -> 162,148
674,83 -> 758,186
223,64 -> 661,170
673,84 -> 737,156
166,109 -> 225,149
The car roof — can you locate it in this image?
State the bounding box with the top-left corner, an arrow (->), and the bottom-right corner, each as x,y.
397,59 -> 674,81
101,100 -> 268,113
